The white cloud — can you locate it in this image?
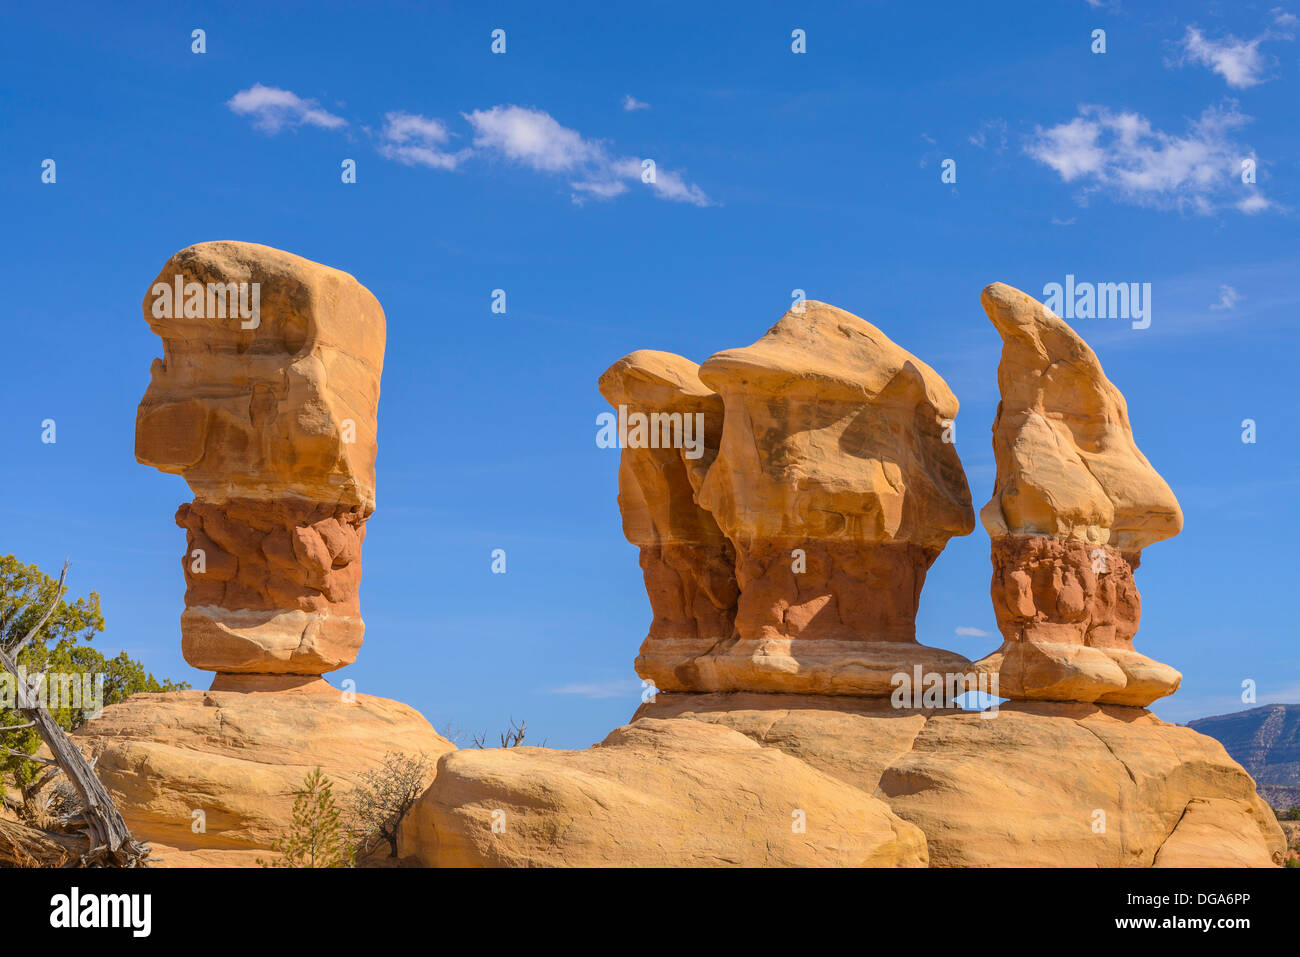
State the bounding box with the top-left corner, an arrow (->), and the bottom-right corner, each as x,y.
227,91 -> 710,206
465,104 -> 711,205
1025,102 -> 1270,214
1210,284 -> 1241,310
464,105 -> 601,172
1173,26 -> 1289,88
1237,193 -> 1273,213
549,679 -> 641,699
623,94 -> 650,112
1051,216 -> 1077,226
570,179 -> 629,199
375,111 -> 468,170
954,626 -> 990,637
1273,8 -> 1299,27
643,165 -> 712,205
227,84 -> 346,134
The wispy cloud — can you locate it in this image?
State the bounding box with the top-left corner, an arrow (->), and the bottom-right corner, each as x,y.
228,89 -> 711,206
1237,193 -> 1273,214
1025,101 -> 1268,215
954,626 -> 991,638
226,84 -> 346,134
375,111 -> 468,170
1274,7 -> 1299,27
968,118 -> 1008,153
549,679 -> 641,699
1171,25 -> 1291,88
465,104 -> 711,205
1210,284 -> 1241,310
622,94 -> 650,112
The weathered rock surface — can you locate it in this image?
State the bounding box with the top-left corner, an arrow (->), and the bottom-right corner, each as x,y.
649,300 -> 977,694
136,241 -> 385,677
597,351 -> 738,692
1151,798 -> 1281,867
979,282 -> 1182,550
136,242 -> 385,508
399,717 -> 928,867
975,283 -> 1182,705
633,694 -> 1285,867
73,679 -> 452,867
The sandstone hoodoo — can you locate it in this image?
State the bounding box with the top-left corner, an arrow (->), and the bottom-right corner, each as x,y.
686,301 -> 976,694
973,282 -> 1184,706
597,351 -> 738,692
70,242 -> 452,867
136,241 -> 385,680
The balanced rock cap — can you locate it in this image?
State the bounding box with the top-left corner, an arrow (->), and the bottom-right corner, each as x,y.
598,349 -> 721,412
979,282 -> 1183,551
697,300 -> 974,550
136,241 -> 385,511
699,300 -> 961,411
597,349 -> 726,548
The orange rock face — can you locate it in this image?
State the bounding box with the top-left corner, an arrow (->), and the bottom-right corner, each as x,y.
974,283 -> 1182,705
136,242 -> 386,678
601,304 -> 978,695
597,351 -> 739,691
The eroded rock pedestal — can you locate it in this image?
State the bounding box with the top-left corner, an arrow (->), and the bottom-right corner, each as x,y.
687,301 -> 976,694
974,283 -> 1183,706
136,240 -> 384,679
600,304 -> 980,697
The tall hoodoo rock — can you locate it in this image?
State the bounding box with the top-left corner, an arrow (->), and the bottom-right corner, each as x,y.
136,241 -> 385,680
597,351 -> 738,692
85,243 -> 451,868
975,282 -> 1183,706
683,300 -> 976,694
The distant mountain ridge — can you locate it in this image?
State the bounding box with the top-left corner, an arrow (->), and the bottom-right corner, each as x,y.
1189,704 -> 1300,788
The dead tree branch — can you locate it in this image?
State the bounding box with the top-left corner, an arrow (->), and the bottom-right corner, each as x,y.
0,817 -> 87,867
0,561 -> 150,867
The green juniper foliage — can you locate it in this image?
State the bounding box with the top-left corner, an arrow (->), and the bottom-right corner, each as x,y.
0,555 -> 188,800
260,767 -> 354,868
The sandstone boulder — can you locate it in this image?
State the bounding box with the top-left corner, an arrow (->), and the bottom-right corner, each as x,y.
634,694 -> 1285,867
73,678 -> 452,867
399,717 -> 927,867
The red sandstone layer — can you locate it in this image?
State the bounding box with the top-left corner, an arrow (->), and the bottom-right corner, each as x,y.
990,535 -> 1141,651
176,497 -> 368,615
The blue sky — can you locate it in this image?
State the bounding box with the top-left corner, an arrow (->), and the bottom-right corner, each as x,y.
2,0 -> 1297,747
